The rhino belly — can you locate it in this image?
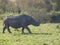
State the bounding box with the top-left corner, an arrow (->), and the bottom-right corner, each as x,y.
10,23 -> 21,28
8,21 -> 21,28
10,24 -> 21,28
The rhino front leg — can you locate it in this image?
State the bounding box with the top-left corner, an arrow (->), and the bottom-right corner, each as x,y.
26,27 -> 32,34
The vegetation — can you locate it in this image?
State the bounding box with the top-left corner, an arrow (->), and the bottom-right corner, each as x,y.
0,0 -> 60,22
0,0 -> 60,45
0,20 -> 60,45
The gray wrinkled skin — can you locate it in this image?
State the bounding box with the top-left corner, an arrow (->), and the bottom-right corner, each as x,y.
3,14 -> 40,34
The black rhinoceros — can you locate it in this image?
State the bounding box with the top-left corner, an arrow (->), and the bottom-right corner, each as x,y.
3,14 -> 40,34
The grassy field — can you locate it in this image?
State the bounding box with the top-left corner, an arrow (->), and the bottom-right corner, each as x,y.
0,20 -> 60,45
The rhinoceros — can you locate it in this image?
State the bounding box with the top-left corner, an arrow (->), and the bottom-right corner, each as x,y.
3,14 -> 40,34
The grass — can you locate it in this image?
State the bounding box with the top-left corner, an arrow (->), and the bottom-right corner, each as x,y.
0,20 -> 60,45
0,13 -> 60,45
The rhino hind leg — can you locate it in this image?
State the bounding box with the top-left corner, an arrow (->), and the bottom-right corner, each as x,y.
7,26 -> 12,33
3,26 -> 12,33
3,26 -> 6,33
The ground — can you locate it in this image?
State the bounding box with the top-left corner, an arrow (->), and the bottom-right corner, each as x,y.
0,20 -> 60,45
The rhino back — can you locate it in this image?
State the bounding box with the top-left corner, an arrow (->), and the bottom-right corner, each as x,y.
4,14 -> 34,28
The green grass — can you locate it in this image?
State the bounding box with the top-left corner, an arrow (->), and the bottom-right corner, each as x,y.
0,20 -> 60,45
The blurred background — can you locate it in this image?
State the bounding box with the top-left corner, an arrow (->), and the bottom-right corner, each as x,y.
0,0 -> 60,23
